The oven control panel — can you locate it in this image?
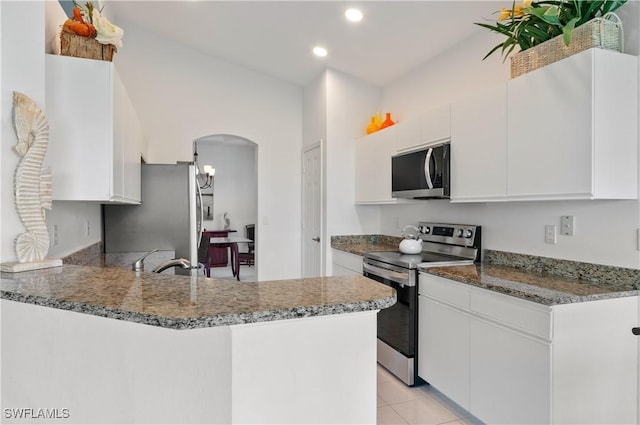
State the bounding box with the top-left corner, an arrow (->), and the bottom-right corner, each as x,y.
417,222 -> 480,248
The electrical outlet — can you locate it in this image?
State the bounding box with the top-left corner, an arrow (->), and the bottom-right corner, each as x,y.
545,225 -> 557,244
53,224 -> 59,246
86,220 -> 91,236
560,215 -> 574,236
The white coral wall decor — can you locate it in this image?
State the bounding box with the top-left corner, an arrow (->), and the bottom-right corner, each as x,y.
12,92 -> 53,263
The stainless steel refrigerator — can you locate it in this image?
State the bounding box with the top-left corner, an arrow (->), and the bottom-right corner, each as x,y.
103,163 -> 201,276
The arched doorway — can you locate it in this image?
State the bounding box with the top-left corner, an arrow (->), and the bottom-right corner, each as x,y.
194,134 -> 258,281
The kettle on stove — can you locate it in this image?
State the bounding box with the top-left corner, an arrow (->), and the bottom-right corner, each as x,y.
399,225 -> 423,254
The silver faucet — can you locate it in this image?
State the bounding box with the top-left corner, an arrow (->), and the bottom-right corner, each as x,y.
152,258 -> 192,273
132,249 -> 159,271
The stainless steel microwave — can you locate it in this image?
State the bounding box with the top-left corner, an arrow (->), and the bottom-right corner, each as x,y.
391,141 -> 450,199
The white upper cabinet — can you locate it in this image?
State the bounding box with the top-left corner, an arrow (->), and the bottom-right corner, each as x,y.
45,54 -> 142,204
354,126 -> 397,203
394,115 -> 421,152
450,83 -> 507,202
354,106 -> 451,204
354,49 -> 637,204
420,104 -> 450,146
507,48 -> 638,200
395,105 -> 451,153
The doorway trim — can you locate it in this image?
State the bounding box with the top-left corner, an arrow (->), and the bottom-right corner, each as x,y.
301,140 -> 326,277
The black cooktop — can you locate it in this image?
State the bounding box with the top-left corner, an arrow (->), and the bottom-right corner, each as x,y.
364,250 -> 472,269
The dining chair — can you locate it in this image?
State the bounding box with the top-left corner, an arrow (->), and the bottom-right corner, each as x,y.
238,224 -> 255,266
198,233 -> 212,277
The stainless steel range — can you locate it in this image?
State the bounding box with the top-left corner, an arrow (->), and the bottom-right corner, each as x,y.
363,222 -> 481,386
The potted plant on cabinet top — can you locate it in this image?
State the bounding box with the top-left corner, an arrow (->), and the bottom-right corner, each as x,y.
476,0 -> 627,77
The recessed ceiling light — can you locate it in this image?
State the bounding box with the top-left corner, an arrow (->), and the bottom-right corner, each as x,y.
313,46 -> 328,57
345,8 -> 363,22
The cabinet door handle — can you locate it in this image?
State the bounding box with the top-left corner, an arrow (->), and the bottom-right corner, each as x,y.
312,237 -> 320,242
632,327 -> 640,336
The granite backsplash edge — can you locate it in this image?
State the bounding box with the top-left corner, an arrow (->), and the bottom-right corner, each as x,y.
484,249 -> 640,289
61,242 -> 103,266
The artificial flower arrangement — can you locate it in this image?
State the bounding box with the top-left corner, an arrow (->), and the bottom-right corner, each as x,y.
476,0 -> 627,61
62,1 -> 123,55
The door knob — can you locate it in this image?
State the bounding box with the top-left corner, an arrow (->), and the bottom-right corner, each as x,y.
632,327 -> 640,336
312,237 -> 320,242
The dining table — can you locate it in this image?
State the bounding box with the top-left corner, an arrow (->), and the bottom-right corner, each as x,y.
209,236 -> 253,280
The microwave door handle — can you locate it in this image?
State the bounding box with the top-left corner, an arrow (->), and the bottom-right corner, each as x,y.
424,148 -> 434,189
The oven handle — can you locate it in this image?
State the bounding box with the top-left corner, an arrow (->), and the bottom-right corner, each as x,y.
363,262 -> 415,287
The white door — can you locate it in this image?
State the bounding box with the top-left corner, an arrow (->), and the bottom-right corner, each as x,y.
302,142 -> 323,277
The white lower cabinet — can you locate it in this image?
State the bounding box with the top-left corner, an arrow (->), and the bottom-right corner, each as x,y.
331,249 -> 362,276
418,295 -> 470,409
469,318 -> 550,424
418,272 -> 638,424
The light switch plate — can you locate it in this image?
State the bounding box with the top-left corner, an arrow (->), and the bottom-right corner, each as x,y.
560,215 -> 574,236
545,225 -> 557,244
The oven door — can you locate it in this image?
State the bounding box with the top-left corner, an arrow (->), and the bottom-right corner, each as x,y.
363,258 -> 417,358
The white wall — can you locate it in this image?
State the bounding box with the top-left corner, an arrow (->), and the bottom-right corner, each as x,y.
1,1 -> 101,263
302,72 -> 327,151
377,4 -> 640,269
1,1 -> 45,263
114,23 -> 302,280
198,140 -> 257,241
303,69 -> 382,275
325,69 -> 382,267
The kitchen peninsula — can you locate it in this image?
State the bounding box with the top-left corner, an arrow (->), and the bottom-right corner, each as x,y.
1,266 -> 395,424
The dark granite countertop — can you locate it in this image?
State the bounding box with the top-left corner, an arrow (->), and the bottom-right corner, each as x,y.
331,234 -> 402,256
423,255 -> 639,306
1,265 -> 396,330
331,235 -> 639,306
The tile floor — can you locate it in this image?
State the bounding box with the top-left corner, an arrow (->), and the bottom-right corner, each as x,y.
207,263 -> 256,282
377,365 -> 482,425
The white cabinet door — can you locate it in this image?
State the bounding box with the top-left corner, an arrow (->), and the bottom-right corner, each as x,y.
552,297 -> 638,425
331,250 -> 362,276
507,48 -> 638,200
420,104 -> 450,145
112,69 -> 126,201
332,264 -> 359,276
469,317 -> 551,425
46,55 -> 113,201
394,116 -> 421,152
418,295 -> 470,410
45,54 -> 142,204
122,87 -> 142,203
354,126 -> 396,203
450,83 -> 507,202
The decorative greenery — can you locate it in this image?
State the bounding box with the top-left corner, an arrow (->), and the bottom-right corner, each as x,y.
476,0 -> 627,60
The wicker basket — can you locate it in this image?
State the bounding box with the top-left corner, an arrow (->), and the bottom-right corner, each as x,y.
60,30 -> 116,62
510,13 -> 623,78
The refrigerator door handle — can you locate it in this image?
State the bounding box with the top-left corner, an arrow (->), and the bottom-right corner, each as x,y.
196,176 -> 204,248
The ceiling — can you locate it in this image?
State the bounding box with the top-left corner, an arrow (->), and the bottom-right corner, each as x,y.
104,1 -> 503,87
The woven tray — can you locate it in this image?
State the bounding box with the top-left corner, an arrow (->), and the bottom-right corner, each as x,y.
510,14 -> 623,78
60,30 -> 116,62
